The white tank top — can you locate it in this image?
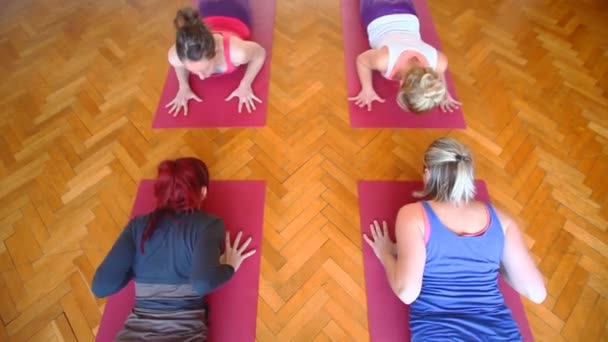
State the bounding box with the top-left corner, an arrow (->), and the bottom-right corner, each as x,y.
366,14 -> 438,79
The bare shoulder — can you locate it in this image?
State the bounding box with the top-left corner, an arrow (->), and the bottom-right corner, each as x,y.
372,46 -> 389,72
228,36 -> 264,65
396,202 -> 424,234
490,204 -> 516,233
358,47 -> 388,73
168,45 -> 183,67
435,50 -> 448,73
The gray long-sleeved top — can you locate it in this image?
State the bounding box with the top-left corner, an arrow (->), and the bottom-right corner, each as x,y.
92,210 -> 234,310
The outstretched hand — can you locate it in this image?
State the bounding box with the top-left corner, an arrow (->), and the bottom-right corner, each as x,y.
166,87 -> 202,117
220,231 -> 256,272
225,84 -> 262,114
439,92 -> 461,113
349,88 -> 385,111
363,220 -> 397,260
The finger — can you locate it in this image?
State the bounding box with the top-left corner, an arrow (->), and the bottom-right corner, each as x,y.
241,249 -> 257,260
238,100 -> 243,114
184,103 -> 188,116
382,220 -> 389,237
252,95 -> 262,104
363,234 -> 374,248
355,99 -> 363,107
376,97 -> 386,103
245,100 -> 252,113
234,231 -> 243,249
373,220 -> 382,236
165,99 -> 176,108
367,102 -> 372,111
348,96 -> 359,101
168,103 -> 177,115
225,92 -> 236,102
225,231 -> 231,250
370,223 -> 378,240
192,94 -> 202,102
250,98 -> 257,111
238,236 -> 252,254
172,105 -> 182,117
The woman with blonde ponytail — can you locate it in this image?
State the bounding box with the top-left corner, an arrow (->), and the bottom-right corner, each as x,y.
349,0 -> 460,113
364,137 -> 546,341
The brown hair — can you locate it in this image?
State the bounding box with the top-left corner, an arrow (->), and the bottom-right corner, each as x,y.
174,7 -> 216,62
397,67 -> 446,113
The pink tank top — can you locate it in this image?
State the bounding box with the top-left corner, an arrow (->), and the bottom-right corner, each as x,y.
204,16 -> 251,76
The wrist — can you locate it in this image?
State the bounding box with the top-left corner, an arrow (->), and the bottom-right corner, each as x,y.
379,249 -> 395,265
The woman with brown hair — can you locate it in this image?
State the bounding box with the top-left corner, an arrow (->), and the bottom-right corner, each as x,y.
166,0 -> 266,115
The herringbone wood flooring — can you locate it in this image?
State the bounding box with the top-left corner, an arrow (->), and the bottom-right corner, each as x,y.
0,0 -> 607,341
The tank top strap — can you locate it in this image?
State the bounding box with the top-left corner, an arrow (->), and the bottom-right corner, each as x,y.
419,201 -> 440,225
484,202 -> 505,237
418,202 -> 431,244
220,32 -> 237,74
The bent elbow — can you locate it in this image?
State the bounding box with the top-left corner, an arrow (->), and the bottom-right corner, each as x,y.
91,273 -> 113,298
394,284 -> 421,305
528,286 -> 547,304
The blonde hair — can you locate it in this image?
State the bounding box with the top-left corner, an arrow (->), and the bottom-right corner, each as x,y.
398,67 -> 446,113
414,137 -> 476,204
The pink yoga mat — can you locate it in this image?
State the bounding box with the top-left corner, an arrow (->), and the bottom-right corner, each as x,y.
341,0 -> 466,129
152,1 -> 275,128
96,180 -> 266,342
357,180 -> 534,341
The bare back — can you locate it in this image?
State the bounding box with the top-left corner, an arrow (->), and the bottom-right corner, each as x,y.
423,200 -> 502,236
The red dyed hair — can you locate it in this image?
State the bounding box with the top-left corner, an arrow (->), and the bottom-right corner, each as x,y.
141,157 -> 210,253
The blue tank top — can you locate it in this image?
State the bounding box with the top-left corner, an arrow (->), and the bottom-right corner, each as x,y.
409,202 -> 522,341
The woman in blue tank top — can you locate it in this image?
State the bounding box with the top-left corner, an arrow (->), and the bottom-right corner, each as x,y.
364,137 -> 547,341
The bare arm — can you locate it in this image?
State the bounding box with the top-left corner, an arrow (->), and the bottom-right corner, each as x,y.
498,210 -> 547,304
225,38 -> 266,113
375,204 -> 426,305
168,45 -> 191,91
166,45 -> 201,116
230,38 -> 266,88
355,48 -> 385,92
349,48 -> 387,110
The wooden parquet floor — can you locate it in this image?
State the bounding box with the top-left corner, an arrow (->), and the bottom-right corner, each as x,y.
0,0 -> 607,340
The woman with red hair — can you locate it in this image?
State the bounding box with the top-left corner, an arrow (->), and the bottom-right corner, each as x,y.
92,157 -> 255,341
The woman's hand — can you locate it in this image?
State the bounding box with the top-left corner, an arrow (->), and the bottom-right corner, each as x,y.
348,88 -> 385,111
225,83 -> 262,114
439,92 -> 461,113
363,220 -> 397,261
166,87 -> 202,117
220,231 -> 256,272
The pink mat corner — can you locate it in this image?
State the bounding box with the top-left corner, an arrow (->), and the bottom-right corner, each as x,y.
341,0 -> 466,129
152,0 -> 275,128
357,180 -> 534,341
96,180 -> 266,342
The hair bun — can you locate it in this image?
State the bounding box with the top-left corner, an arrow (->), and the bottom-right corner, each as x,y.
174,7 -> 200,29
